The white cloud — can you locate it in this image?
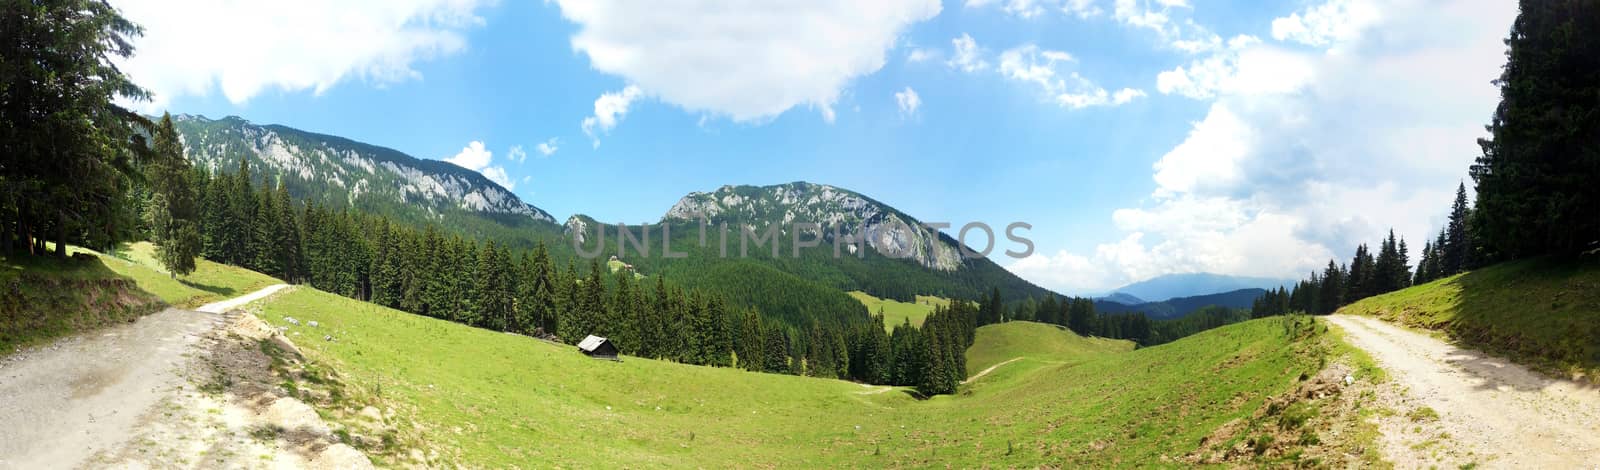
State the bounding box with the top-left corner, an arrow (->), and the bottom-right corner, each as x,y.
1149,104 -> 1252,195
552,0 -> 939,123
907,48 -> 940,63
1062,0 -> 1103,18
444,140 -> 515,190
508,145 -> 528,163
1155,36 -> 1318,99
1110,0 -> 1224,53
948,34 -> 989,72
998,44 -> 1144,109
535,138 -> 559,157
895,87 -> 922,117
109,0 -> 489,112
481,167 -> 515,191
1009,0 -> 1517,294
581,85 -> 644,147
965,0 -> 1102,20
966,0 -> 1048,18
445,141 -> 492,170
1272,0 -> 1382,47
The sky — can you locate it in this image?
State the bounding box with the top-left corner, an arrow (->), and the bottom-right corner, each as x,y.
108,0 -> 1518,295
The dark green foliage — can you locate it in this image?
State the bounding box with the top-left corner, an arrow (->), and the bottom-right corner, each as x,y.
1471,0 -> 1600,260
1443,183 -> 1476,273
1,0 -> 153,256
1255,228 -> 1419,317
146,114 -> 201,277
1094,288 -> 1267,320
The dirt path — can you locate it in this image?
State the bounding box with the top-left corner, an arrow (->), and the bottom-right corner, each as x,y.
963,357 -> 1023,385
197,283 -> 290,313
1326,315 -> 1600,469
0,284 -> 354,469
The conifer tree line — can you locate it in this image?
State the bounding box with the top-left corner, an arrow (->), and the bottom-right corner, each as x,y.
183,159 -> 979,393
1007,292 -> 1249,347
1252,188 -> 1480,318
1470,0 -> 1600,261
0,0 -> 160,259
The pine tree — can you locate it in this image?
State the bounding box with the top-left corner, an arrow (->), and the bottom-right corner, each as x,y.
272,183 -> 302,283
1442,183 -> 1474,274
227,158 -> 256,265
249,184 -> 280,276
1318,260 -> 1344,314
474,241 -> 512,331
146,113 -> 200,277
1471,2 -> 1600,259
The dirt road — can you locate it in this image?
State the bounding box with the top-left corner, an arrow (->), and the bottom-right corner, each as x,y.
0,285 -> 288,469
1326,314 -> 1600,469
963,357 -> 1023,385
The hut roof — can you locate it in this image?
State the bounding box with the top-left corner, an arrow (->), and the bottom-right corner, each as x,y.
577,335 -> 610,352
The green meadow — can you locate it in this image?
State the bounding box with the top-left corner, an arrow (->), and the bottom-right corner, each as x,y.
2,243 -> 277,352
262,286 -> 1347,467
848,291 -> 951,330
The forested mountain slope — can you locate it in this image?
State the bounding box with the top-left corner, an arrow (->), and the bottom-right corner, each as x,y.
169,115 -> 559,242
574,182 -> 1056,304
1110,273 -> 1291,302
1095,288 -> 1266,319
168,115 -> 1057,320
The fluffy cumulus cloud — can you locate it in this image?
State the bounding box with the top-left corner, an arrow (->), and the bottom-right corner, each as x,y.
553,0 -> 939,128
965,0 -> 1047,18
581,85 -> 644,147
444,141 -> 515,190
1009,0 -> 1517,294
966,0 -> 1102,19
109,0 -> 489,111
895,87 -> 922,117
942,35 -> 1143,110
535,138 -> 559,157
996,43 -> 1145,109
947,34 -> 989,73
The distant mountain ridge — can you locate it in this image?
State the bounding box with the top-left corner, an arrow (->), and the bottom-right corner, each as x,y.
1095,288 -> 1267,320
164,115 -> 1056,325
170,115 -> 555,229
566,181 -> 1058,312
1109,273 -> 1292,303
1098,292 -> 1144,305
662,182 -> 963,271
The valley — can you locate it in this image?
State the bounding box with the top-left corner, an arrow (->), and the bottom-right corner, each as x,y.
4,0 -> 1597,467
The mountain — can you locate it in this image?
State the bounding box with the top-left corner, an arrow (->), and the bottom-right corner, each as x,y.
1109,273 -> 1291,303
164,116 -> 1055,325
1096,288 -> 1267,320
169,115 -> 557,238
662,182 -> 962,271
1098,292 -> 1144,305
563,182 -> 1058,324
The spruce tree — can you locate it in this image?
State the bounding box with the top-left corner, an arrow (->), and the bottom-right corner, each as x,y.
146,113 -> 200,277
1471,2 -> 1600,259
1442,183 -> 1474,274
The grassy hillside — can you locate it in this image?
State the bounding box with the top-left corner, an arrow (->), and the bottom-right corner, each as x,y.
94,242 -> 282,308
2,242 -> 280,353
1,250 -> 163,352
1337,257 -> 1600,382
847,291 -> 950,330
261,287 -> 1361,467
964,321 -> 1133,376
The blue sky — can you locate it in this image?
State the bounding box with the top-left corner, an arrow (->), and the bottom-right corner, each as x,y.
112,0 -> 1516,294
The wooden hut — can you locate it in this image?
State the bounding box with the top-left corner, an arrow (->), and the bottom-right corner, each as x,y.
576,335 -> 619,360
